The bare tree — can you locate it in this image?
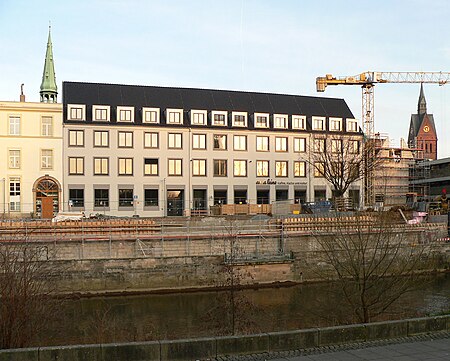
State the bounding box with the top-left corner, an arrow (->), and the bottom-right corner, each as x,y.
312,212 -> 437,323
0,241 -> 62,349
305,135 -> 378,199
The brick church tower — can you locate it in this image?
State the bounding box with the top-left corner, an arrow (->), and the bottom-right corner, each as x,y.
408,84 -> 437,160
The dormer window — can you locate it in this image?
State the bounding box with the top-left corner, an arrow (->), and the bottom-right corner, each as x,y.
232,111 -> 247,127
143,107 -> 160,124
93,105 -> 110,121
274,114 -> 288,129
191,110 -> 207,125
117,106 -> 134,122
312,116 -> 325,131
67,104 -> 85,121
167,108 -> 183,124
347,119 -> 358,132
292,115 -> 306,130
254,113 -> 269,128
212,111 -> 227,126
330,117 -> 342,131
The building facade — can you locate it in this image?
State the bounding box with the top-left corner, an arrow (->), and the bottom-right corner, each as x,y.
408,84 -> 438,160
0,28 -> 62,219
63,82 -> 363,217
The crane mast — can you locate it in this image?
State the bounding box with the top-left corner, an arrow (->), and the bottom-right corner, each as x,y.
316,71 -> 450,207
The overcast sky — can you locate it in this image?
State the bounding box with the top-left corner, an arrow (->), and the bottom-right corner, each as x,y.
1,0 -> 450,157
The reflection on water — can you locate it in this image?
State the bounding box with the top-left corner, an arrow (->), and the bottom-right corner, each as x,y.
42,273 -> 449,347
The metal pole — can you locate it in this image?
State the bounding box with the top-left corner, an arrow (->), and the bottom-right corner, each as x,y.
1,178 -> 5,218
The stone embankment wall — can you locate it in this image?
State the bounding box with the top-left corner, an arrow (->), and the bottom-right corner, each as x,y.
8,219 -> 445,293
0,315 -> 448,361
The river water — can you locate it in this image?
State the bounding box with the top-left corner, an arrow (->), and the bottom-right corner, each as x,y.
41,273 -> 449,347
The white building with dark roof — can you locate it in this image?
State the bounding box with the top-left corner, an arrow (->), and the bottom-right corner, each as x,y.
62,81 -> 363,216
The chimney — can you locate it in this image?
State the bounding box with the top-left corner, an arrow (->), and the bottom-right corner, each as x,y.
20,83 -> 25,102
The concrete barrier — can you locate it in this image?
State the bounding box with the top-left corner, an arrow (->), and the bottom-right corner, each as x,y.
0,315 -> 448,361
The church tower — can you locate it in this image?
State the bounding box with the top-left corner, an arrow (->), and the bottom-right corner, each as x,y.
40,27 -> 58,103
408,84 -> 437,160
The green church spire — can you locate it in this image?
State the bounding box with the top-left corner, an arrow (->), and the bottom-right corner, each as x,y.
40,26 -> 58,103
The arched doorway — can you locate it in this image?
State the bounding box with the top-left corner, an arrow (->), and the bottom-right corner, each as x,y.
33,176 -> 61,219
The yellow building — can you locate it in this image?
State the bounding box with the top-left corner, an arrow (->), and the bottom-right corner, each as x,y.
0,28 -> 63,219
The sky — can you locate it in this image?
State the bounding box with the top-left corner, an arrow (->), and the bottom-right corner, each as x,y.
1,0 -> 450,157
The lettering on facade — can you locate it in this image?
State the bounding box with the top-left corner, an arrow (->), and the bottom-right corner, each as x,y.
255,178 -> 306,186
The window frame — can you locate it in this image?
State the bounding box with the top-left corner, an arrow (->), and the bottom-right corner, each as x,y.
192,133 -> 207,150
118,158 -> 133,176
213,159 -> 227,177
68,129 -> 85,147
312,116 -> 325,131
275,137 -> 288,152
168,132 -> 183,149
275,161 -> 288,177
168,158 -> 183,176
256,136 -> 269,152
68,157 -> 84,175
67,104 -> 86,121
256,160 -> 269,177
93,130 -> 109,148
190,110 -> 207,125
92,105 -> 110,122
41,116 -> 53,136
314,138 -> 325,153
233,160 -> 247,177
142,107 -> 160,124
166,108 -> 183,124
212,111 -> 228,126
9,177 -> 21,212
9,149 -> 20,169
293,137 -> 306,153
117,106 -> 134,123
347,119 -> 358,132
94,188 -> 109,208
294,161 -> 306,177
41,149 -> 53,170
330,117 -> 342,131
9,116 -> 20,135
144,188 -> 159,207
274,114 -> 288,129
233,135 -> 247,151
254,113 -> 269,128
292,115 -> 306,130
118,131 -> 134,148
213,134 -> 227,150
144,132 -> 159,149
192,159 -> 207,176
93,157 -> 109,175
144,158 -> 159,176
232,111 -> 248,127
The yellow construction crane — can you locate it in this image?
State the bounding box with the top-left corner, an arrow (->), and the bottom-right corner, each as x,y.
316,71 -> 450,207
316,71 -> 450,139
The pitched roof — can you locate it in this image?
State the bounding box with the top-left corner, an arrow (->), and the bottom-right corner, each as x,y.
62,81 -> 355,122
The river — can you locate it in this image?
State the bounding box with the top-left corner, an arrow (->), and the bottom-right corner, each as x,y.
38,273 -> 449,347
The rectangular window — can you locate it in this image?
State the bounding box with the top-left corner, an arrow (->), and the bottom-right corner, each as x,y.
331,139 -> 342,153
255,114 -> 269,128
347,119 -> 358,132
233,160 -> 247,177
144,158 -> 158,176
349,140 -> 359,154
192,134 -> 206,150
144,189 -> 159,207
232,112 -> 247,127
69,130 -> 84,147
293,137 -> 306,152
143,107 -> 160,123
118,108 -> 133,122
118,131 -> 133,148
94,189 -> 109,207
314,162 -> 325,177
275,137 -> 288,152
256,160 -> 269,177
94,157 -> 109,175
68,105 -> 85,121
93,106 -> 110,121
69,157 -> 84,175
330,118 -> 342,131
9,178 -> 20,212
212,112 -> 227,126
213,159 -> 227,177
118,158 -> 133,175
168,133 -> 182,149
294,161 -> 306,177
144,132 -> 159,148
69,189 -> 84,207
192,159 -> 206,176
41,117 -> 53,136
167,109 -> 183,124
256,136 -> 269,151
9,150 -> 20,169
168,159 -> 182,176
118,189 -> 133,207
274,115 -> 288,129
9,116 -> 20,135
233,135 -> 247,151
275,161 -> 288,177
313,117 -> 325,130
213,134 -> 227,150
314,138 -> 325,153
94,130 -> 109,147
191,111 -> 206,125
41,149 -> 53,169
292,115 -> 306,130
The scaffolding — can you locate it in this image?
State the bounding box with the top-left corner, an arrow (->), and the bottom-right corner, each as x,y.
373,134 -> 416,208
